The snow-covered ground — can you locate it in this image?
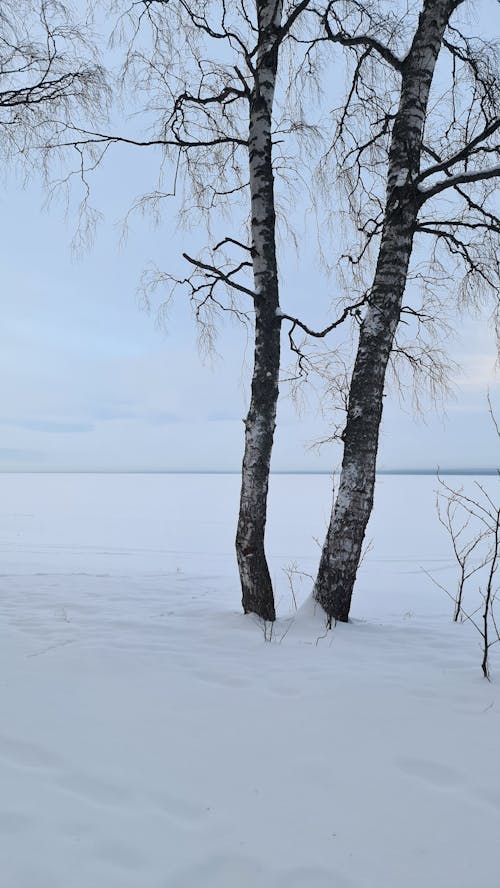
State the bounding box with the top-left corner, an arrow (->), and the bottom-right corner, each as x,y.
0,472 -> 499,888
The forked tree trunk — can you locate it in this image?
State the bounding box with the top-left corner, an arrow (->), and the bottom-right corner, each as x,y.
315,0 -> 460,623
236,1 -> 283,621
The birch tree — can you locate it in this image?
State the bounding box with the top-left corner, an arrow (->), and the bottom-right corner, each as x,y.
59,0 -> 330,621
310,0 -> 499,623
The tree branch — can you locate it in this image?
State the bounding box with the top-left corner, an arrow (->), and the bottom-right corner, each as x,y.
417,120 -> 500,183
281,296 -> 366,340
322,7 -> 403,71
280,0 -> 312,41
182,252 -> 255,298
418,164 -> 500,202
49,124 -> 248,152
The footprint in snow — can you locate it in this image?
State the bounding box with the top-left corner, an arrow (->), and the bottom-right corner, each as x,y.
276,865 -> 357,888
395,756 -> 464,788
267,684 -> 301,698
163,854 -> 267,888
150,790 -> 208,826
56,772 -> 133,809
0,734 -> 62,772
58,817 -> 95,839
0,810 -> 34,834
164,856 -> 357,888
470,785 -> 500,810
406,687 -> 439,700
91,836 -> 148,870
192,669 -> 250,689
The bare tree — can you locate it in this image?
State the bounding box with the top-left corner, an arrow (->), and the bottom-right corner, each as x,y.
436,399 -> 500,678
307,0 -> 500,623
429,467 -> 499,680
0,0 -> 105,171
436,480 -> 490,623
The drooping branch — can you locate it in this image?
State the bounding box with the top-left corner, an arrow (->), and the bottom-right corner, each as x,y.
415,221 -> 499,298
0,0 -> 106,167
281,294 -> 366,381
51,125 -> 248,152
280,0 -> 313,40
0,71 -> 92,108
281,295 -> 366,340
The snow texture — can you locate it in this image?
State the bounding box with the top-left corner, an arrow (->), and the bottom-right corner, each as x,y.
0,472 -> 499,888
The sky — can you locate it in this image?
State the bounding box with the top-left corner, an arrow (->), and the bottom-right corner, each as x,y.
0,1 -> 498,473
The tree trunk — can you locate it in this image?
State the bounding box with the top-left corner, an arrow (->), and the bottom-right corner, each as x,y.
315,212 -> 416,623
315,0 -> 460,623
236,1 -> 283,621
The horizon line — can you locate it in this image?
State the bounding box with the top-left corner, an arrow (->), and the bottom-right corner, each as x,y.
0,468 -> 497,476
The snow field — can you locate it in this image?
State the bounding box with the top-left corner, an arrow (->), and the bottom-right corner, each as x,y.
0,472 -> 499,887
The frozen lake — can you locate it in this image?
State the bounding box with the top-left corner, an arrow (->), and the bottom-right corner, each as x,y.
0,472 -> 498,887
0,471 -> 487,616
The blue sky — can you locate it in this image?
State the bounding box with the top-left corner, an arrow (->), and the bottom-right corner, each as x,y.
0,2 -> 498,473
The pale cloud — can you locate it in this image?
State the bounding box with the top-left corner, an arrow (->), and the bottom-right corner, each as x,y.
0,419 -> 94,434
0,448 -> 45,462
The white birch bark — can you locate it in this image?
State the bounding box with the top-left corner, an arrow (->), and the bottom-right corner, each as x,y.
315,0 -> 463,623
235,0 -> 283,621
